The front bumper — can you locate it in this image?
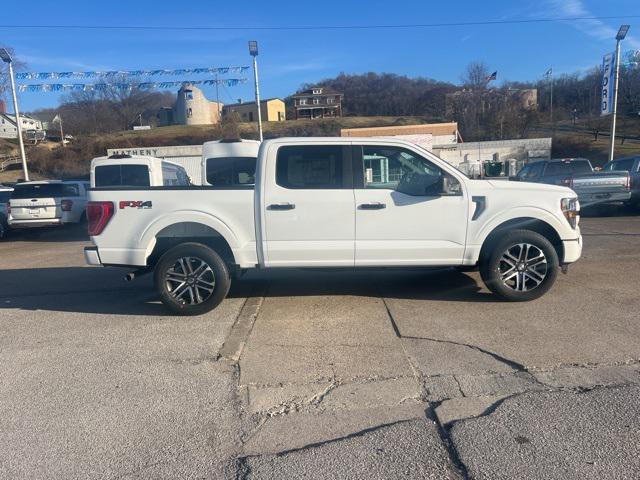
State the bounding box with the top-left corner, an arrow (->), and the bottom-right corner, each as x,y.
84,246 -> 102,266
562,235 -> 582,264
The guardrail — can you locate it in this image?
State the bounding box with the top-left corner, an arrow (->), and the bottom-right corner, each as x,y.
0,155 -> 21,172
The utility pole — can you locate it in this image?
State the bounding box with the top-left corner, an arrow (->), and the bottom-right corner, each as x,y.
248,41 -> 263,141
0,48 -> 29,181
609,25 -> 630,162
59,115 -> 65,147
215,73 -> 221,120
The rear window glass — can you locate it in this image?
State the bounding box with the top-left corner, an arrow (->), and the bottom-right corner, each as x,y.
95,165 -> 150,188
206,157 -> 256,186
276,145 -> 346,189
544,161 -> 591,176
11,183 -> 78,199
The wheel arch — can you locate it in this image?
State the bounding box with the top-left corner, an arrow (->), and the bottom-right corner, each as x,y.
145,220 -> 237,268
479,217 -> 564,264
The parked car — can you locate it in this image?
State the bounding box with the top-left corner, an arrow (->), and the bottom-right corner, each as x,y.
91,155 -> 192,188
201,139 -> 260,187
0,185 -> 13,239
9,180 -> 90,229
85,137 -> 582,315
511,158 -> 631,208
602,156 -> 640,207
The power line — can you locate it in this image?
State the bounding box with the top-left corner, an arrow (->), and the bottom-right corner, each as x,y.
0,15 -> 639,31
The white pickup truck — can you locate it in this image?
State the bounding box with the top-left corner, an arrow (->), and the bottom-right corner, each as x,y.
85,137 -> 582,315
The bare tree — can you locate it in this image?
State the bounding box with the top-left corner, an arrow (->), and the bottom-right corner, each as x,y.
0,46 -> 27,105
461,61 -> 490,89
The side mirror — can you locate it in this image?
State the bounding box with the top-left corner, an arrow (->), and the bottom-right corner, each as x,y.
397,173 -> 442,196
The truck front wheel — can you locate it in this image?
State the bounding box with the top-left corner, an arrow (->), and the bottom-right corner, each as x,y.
154,243 -> 231,315
480,230 -> 559,301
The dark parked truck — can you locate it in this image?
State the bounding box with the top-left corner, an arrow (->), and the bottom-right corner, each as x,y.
511,158 -> 631,208
603,156 -> 640,208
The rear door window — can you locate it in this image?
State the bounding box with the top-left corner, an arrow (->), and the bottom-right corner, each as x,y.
11,183 -> 74,199
275,145 -> 350,189
95,165 -> 150,188
206,157 -> 256,187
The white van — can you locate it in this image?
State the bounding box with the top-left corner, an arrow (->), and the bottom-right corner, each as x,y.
91,155 -> 192,188
201,139 -> 260,187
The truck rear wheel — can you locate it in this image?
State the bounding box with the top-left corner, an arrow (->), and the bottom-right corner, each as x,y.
480,230 -> 559,301
154,243 -> 231,316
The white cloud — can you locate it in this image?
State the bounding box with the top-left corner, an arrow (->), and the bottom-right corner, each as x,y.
543,0 -> 639,50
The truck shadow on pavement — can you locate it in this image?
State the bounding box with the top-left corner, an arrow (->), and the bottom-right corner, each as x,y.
5,225 -> 89,243
0,265 -> 492,316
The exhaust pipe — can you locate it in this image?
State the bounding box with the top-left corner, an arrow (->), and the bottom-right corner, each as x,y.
124,267 -> 150,282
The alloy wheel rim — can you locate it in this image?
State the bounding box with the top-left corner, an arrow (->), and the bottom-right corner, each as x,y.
165,256 -> 216,305
499,243 -> 547,292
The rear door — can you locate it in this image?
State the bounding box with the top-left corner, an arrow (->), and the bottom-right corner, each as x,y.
10,184 -> 64,220
261,143 -> 355,267
353,144 -> 468,265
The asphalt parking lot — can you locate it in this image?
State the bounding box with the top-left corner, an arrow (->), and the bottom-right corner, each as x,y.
1,211 -> 639,479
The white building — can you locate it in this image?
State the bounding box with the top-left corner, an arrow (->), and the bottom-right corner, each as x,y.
106,145 -> 204,184
0,113 -> 45,139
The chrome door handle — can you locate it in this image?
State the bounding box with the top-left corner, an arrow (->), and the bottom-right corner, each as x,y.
359,202 -> 386,210
268,202 -> 296,211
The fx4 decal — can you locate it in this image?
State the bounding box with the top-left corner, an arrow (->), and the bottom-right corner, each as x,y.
119,200 -> 152,209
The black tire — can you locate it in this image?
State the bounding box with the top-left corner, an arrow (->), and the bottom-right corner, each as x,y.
154,242 -> 231,316
480,229 -> 559,302
0,220 -> 6,240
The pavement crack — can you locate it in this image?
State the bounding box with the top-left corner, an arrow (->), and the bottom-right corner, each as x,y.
380,296 -> 426,401
239,419 -> 416,460
426,403 -> 470,479
402,335 -> 527,372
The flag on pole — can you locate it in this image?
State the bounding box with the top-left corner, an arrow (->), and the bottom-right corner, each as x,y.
485,71 -> 497,83
52,114 -> 61,124
545,67 -> 553,77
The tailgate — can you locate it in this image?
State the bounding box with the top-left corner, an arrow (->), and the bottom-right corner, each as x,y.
10,197 -> 61,220
571,172 -> 630,194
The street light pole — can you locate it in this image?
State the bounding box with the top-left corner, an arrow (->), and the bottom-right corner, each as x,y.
248,41 -> 263,142
608,25 -> 630,162
0,48 -> 29,181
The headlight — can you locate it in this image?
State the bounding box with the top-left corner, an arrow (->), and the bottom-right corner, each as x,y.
561,197 -> 580,229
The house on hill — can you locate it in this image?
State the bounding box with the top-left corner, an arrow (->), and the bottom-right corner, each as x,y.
222,98 -> 286,122
292,87 -> 343,120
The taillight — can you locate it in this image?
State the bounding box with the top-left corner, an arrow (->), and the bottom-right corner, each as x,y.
625,174 -> 631,190
61,199 -> 73,211
86,201 -> 114,236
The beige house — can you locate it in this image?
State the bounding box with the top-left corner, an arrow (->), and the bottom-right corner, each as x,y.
158,84 -> 223,126
222,98 -> 286,123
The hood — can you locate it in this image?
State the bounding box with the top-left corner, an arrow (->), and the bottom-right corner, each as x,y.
484,179 -> 573,195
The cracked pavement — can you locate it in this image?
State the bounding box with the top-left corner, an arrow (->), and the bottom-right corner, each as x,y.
1,213 -> 640,479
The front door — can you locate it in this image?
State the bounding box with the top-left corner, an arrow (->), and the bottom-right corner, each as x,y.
262,144 -> 355,267
353,144 -> 468,266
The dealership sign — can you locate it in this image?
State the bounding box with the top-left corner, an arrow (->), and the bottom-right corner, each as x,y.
600,52 -> 615,116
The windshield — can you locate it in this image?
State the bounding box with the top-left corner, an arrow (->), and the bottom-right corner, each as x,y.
11,183 -> 78,199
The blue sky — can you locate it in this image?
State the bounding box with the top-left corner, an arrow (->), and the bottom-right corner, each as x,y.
1,0 -> 638,112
